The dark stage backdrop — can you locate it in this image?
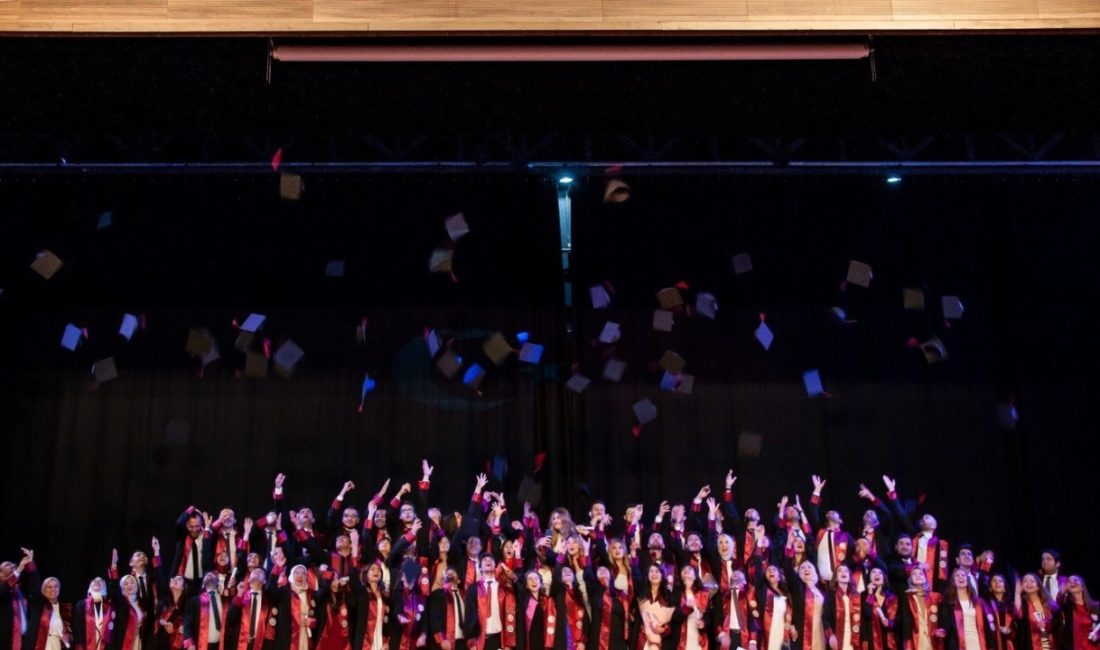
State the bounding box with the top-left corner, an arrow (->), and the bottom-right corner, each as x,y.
1,171 -> 1097,592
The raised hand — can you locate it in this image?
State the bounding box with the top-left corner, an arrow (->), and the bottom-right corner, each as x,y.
341,480 -> 356,496
474,473 -> 489,493
725,470 -> 736,490
882,475 -> 896,493
858,484 -> 875,501
428,508 -> 442,525
275,473 -> 286,489
811,475 -> 826,494
523,502 -> 532,519
671,504 -> 685,523
778,496 -> 789,510
658,501 -> 671,518
411,518 -> 423,536
151,537 -> 161,555
422,459 -> 434,479
695,485 -> 712,501
111,548 -> 119,568
243,518 -> 254,537
706,497 -> 718,515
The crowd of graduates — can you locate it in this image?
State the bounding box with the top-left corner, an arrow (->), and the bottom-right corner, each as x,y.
2,462 -> 1097,650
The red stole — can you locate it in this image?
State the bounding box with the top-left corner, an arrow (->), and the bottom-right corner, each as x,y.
359,592 -> 389,650
905,591 -> 942,650
83,598 -> 115,650
120,600 -> 143,650
233,593 -> 275,650
544,598 -> 558,650
814,529 -> 849,571
687,555 -> 713,587
216,535 -> 238,571
754,589 -> 792,649
466,559 -> 479,592
434,589 -> 460,647
830,590 -> 860,650
289,590 -> 318,650
8,575 -> 27,650
196,593 -> 227,650
1024,601 -> 1055,650
474,581 -> 514,650
563,590 -> 585,650
316,593 -> 351,650
396,590 -> 425,650
951,600 -> 988,650
803,588 -> 821,650
676,590 -> 708,650
864,591 -> 897,650
986,600 -> 1015,650
918,538 -> 949,585
34,603 -> 73,650
330,553 -> 356,580
160,600 -> 185,650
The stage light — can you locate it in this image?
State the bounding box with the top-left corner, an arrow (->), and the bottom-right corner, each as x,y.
559,176 -> 574,185
886,175 -> 902,185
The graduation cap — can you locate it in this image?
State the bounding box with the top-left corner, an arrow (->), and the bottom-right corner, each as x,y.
603,178 -> 631,203
731,252 -> 753,275
590,284 -> 611,309
919,336 -> 947,364
492,455 -> 508,481
93,357 -> 118,384
240,313 -> 266,333
186,328 -> 214,357
325,260 -> 346,278
738,430 -> 763,459
400,558 -> 421,586
119,314 -> 140,341
482,332 -> 514,366
429,248 -> 454,273
846,260 -> 873,288
659,350 -> 686,374
60,323 -> 84,351
997,402 -> 1019,430
633,398 -> 658,426
97,211 -> 113,230
445,213 -> 470,242
695,292 -> 718,319
565,373 -> 591,393
942,296 -> 965,320
273,339 -> 305,376
598,321 -> 621,344
517,476 -> 543,507
30,250 -> 63,280
803,369 -> 825,397
279,172 -> 303,200
656,287 -> 683,310
903,288 -> 926,311
518,342 -> 544,364
602,358 -> 627,382
463,363 -> 486,389
675,373 -> 695,395
358,373 -> 377,412
436,350 -> 462,380
244,350 -> 268,379
652,310 -> 674,332
234,330 -> 255,353
754,318 -> 774,351
425,329 -> 442,358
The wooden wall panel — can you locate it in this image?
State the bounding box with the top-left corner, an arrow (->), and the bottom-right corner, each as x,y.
0,0 -> 1098,33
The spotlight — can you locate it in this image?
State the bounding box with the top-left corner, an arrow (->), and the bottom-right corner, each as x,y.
559,175 -> 574,185
886,175 -> 902,185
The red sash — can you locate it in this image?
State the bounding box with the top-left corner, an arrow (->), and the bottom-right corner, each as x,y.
396,591 -> 425,650
474,582 -> 514,650
803,588 -> 820,650
120,600 -> 143,650
35,603 -> 73,650
905,592 -> 942,650
233,593 -> 275,650
289,590 -> 318,650
951,601 -> 987,650
676,591 -> 709,650
830,590 -> 860,650
359,593 -> 389,650
864,592 -> 897,650
986,601 -> 1015,650
544,598 -> 558,650
434,589 -> 462,647
1025,601 -> 1054,650
564,590 -> 585,650
195,593 -> 227,650
83,598 -> 115,650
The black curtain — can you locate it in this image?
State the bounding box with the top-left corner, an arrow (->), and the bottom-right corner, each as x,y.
2,171 -> 1098,593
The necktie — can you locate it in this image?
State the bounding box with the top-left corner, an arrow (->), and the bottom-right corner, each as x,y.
453,591 -> 464,623
139,576 -> 148,602
192,539 -> 201,579
730,589 -> 740,632
209,592 -> 221,632
250,593 -> 260,641
827,530 -> 836,568
1045,576 -> 1056,597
